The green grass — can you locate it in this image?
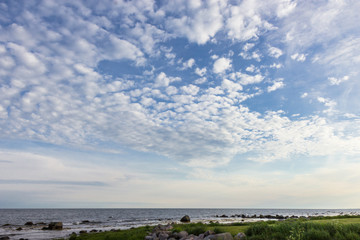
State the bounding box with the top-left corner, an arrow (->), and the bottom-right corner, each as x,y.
64,216 -> 360,240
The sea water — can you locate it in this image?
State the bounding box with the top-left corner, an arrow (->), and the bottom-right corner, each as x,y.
0,208 -> 359,240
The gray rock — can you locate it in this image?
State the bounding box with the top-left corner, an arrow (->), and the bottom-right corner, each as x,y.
178,230 -> 189,238
204,232 -> 233,240
204,230 -> 215,236
233,232 -> 246,240
159,232 -> 169,240
180,215 -> 191,223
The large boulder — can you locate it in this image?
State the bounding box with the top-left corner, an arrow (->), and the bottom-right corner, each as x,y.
180,215 -> 191,223
204,232 -> 233,240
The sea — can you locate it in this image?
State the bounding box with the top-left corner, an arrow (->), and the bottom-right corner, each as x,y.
0,208 -> 359,240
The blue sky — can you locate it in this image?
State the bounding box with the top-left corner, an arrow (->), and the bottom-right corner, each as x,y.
0,0 -> 360,208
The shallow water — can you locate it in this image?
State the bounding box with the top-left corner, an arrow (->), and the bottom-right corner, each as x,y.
1,208 -> 359,240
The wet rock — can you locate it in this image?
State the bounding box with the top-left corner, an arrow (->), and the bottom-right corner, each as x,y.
79,230 -> 87,234
234,233 -> 246,240
47,222 -> 63,230
81,220 -> 90,224
180,215 -> 191,223
2,224 -> 10,227
16,227 -> 22,231
0,237 -> 10,240
24,221 -> 34,226
220,215 -> 228,218
90,229 -> 98,232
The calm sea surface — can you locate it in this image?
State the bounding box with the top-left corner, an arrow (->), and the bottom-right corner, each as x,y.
1,208 -> 359,240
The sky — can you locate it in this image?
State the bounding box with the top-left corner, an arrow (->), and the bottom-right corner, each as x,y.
0,0 -> 360,209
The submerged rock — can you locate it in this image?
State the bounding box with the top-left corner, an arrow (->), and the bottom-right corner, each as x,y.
24,221 -> 34,226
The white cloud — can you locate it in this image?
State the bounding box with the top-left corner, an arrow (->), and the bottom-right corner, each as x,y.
239,50 -> 262,62
301,92 -> 308,98
195,67 -> 207,76
222,79 -> 243,92
317,97 -> 337,114
267,79 -> 285,92
230,72 -> 264,85
154,72 -> 181,87
164,0 -> 224,44
181,84 -> 200,95
194,77 -> 207,84
276,0 -> 297,18
181,58 -> 195,70
291,53 -> 306,62
328,76 -> 349,85
166,86 -> 178,95
213,57 -> 232,74
245,65 -> 256,72
268,46 -> 283,58
243,43 -> 255,51
269,63 -> 283,69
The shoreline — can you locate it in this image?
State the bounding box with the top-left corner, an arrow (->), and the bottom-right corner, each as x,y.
1,213 -> 360,240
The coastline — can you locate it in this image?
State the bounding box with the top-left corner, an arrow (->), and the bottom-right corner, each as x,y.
1,210 -> 360,240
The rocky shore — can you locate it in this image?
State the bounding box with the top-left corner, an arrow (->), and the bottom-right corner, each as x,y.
145,224 -> 246,240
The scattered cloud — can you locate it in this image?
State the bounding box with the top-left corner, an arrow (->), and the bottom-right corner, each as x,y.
268,79 -> 285,92
328,76 -> 349,85
195,67 -> 206,76
1,0 -> 360,207
291,53 -> 306,62
268,46 -> 283,58
213,57 -> 232,74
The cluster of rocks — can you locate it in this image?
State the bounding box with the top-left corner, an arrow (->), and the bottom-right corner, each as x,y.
1,221 -> 63,231
145,224 -> 246,240
215,214 -> 302,220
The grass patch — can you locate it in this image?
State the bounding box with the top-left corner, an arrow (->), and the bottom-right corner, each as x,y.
64,217 -> 360,240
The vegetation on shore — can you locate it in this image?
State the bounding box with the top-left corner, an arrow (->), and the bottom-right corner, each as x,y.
65,215 -> 360,240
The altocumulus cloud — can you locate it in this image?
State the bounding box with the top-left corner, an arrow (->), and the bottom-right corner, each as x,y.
0,0 -> 360,171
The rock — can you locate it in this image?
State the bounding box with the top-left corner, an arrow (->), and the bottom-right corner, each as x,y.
0,237 -> 10,240
233,233 -> 246,240
220,215 -> 228,218
180,215 -> 191,223
204,230 -> 215,236
158,232 -> 169,240
24,221 -> 34,226
204,232 -> 233,240
81,220 -> 90,224
178,230 -> 189,238
79,230 -> 87,234
48,222 -> 63,230
90,229 -> 98,232
16,227 -> 22,231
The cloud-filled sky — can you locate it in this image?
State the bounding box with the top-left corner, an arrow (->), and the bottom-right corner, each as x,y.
1,0 -> 360,208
